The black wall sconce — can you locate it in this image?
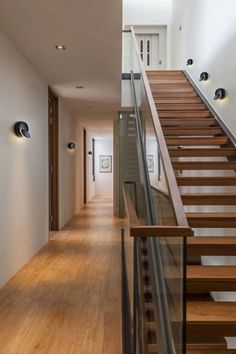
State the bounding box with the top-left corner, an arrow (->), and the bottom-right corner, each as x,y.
14,121 -> 31,138
68,142 -> 76,150
199,72 -> 209,81
214,88 -> 226,100
88,151 -> 93,155
187,59 -> 193,66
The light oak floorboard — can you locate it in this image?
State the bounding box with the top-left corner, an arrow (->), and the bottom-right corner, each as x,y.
0,197 -> 122,354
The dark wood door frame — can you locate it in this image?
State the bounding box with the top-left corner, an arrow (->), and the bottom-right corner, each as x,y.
92,138 -> 95,182
83,128 -> 87,204
48,88 -> 59,231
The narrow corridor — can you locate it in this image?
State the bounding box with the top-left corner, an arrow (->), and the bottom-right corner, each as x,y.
0,198 -> 122,354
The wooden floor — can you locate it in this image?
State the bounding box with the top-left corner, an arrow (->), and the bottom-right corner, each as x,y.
0,197 -> 122,354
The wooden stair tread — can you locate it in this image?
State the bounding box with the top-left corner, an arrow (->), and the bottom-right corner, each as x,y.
148,344 -> 235,354
188,265 -> 236,280
153,92 -> 198,98
147,344 -> 235,354
147,300 -> 236,336
181,193 -> 236,205
187,236 -> 236,256
159,111 -> 212,118
187,350 -> 236,354
156,98 -> 202,104
163,128 -> 222,136
187,265 -> 236,291
187,212 -> 236,218
187,300 -> 236,336
157,104 -> 206,111
166,137 -> 228,145
148,73 -> 186,77
187,335 -> 227,349
151,88 -> 195,94
146,70 -> 182,73
188,236 -> 236,247
169,148 -> 236,157
150,82 -> 192,87
187,301 -> 236,325
173,161 -> 236,170
176,176 -> 236,186
186,213 -> 236,228
161,118 -> 216,126
146,70 -> 182,75
149,79 -> 188,84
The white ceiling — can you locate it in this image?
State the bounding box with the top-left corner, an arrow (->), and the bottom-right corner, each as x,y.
0,0 -> 122,128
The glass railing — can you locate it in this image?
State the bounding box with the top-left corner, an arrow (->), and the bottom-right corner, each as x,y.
121,27 -> 192,354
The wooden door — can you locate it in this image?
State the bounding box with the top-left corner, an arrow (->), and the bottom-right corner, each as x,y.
83,129 -> 87,204
48,89 -> 59,231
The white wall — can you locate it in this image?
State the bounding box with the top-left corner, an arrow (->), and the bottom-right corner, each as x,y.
86,132 -> 113,200
59,100 -> 84,229
0,29 -> 48,287
123,0 -> 173,26
171,0 -> 236,135
95,138 -> 113,197
0,28 -> 84,287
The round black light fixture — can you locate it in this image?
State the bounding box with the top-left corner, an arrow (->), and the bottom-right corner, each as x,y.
214,88 -> 226,100
88,151 -> 93,155
199,72 -> 209,81
187,59 -> 193,66
14,121 -> 31,138
68,142 -> 76,150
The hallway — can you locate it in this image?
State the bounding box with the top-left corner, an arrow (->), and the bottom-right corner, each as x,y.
0,198 -> 122,354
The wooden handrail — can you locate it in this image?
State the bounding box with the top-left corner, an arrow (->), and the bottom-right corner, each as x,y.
130,226 -> 194,238
129,26 -> 189,227
123,183 -> 193,237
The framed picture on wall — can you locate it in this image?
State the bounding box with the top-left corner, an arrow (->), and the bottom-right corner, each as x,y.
99,155 -> 112,173
146,155 -> 154,173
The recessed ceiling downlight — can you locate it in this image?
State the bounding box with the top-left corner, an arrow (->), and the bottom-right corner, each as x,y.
55,45 -> 66,51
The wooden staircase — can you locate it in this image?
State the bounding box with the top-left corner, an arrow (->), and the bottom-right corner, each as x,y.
146,70 -> 236,353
